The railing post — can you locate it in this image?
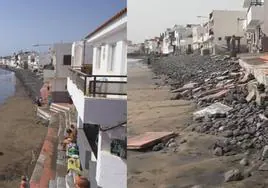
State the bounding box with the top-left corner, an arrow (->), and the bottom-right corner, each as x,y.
93,76 -> 96,97
84,76 -> 87,95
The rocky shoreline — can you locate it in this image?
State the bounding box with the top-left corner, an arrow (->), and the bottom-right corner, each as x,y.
148,54 -> 268,182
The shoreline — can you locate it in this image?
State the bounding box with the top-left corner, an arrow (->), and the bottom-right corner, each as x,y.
0,74 -> 47,187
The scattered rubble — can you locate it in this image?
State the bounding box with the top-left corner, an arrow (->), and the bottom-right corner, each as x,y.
258,162 -> 268,171
224,169 -> 243,182
150,54 -> 268,182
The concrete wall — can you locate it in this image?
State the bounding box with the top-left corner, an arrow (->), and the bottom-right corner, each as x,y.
53,43 -> 72,78
96,127 -> 127,188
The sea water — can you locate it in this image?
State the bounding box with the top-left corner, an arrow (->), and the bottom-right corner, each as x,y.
0,69 -> 16,105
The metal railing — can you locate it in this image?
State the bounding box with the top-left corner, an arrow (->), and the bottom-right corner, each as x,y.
69,67 -> 127,97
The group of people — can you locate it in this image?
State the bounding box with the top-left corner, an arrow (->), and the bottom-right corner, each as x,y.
61,125 -> 90,187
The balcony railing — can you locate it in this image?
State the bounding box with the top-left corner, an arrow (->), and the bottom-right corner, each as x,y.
69,67 -> 127,97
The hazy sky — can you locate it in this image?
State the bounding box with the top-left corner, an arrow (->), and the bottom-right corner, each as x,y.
128,0 -> 245,43
0,0 -> 126,56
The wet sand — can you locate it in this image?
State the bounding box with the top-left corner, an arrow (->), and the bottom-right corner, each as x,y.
0,78 -> 47,188
127,60 -> 268,188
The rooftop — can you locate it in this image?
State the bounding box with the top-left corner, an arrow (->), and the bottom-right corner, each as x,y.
85,8 -> 127,39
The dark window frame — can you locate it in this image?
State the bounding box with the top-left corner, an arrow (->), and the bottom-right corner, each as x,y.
63,54 -> 72,65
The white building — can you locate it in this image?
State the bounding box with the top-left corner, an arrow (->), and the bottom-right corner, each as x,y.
242,0 -> 268,53
37,51 -> 51,69
202,10 -> 246,54
67,8 -> 127,188
43,43 -> 72,102
192,25 -> 205,50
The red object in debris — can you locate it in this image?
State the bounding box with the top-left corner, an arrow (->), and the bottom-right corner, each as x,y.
259,55 -> 268,62
75,175 -> 90,188
127,132 -> 177,150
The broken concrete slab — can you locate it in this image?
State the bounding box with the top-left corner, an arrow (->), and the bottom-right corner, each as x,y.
196,84 -> 234,98
127,132 -> 177,150
200,89 -> 229,101
171,82 -> 198,93
246,89 -> 255,102
193,102 -> 232,120
216,79 -> 234,88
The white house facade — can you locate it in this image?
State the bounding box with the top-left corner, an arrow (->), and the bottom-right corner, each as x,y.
67,8 -> 127,188
202,10 -> 247,54
43,43 -> 72,103
242,0 -> 268,53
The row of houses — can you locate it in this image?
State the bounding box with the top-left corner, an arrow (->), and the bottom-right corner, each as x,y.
52,8 -> 127,188
135,0 -> 268,56
0,8 -> 127,188
38,8 -> 127,188
0,51 -> 51,72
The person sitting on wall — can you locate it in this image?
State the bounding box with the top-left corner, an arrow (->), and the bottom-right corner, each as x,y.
61,128 -> 77,150
70,124 -> 77,137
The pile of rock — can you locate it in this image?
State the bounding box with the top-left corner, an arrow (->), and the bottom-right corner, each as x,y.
152,54 -> 268,155
151,54 -> 240,88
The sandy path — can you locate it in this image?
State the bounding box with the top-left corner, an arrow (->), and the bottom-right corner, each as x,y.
0,78 -> 47,188
127,60 -> 268,188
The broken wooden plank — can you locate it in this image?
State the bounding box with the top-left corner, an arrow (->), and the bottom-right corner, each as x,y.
127,132 -> 177,150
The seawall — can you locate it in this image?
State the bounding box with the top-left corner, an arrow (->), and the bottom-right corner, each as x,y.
0,65 -> 43,100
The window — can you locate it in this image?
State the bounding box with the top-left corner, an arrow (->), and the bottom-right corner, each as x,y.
63,55 -> 71,65
108,44 -> 116,71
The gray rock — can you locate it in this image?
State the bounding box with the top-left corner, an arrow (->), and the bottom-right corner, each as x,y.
223,130 -> 233,137
180,139 -> 187,144
191,185 -> 203,188
262,145 -> 268,158
243,134 -> 250,139
233,129 -> 240,136
240,158 -> 249,166
152,143 -> 164,151
168,142 -> 177,148
243,168 -> 252,178
258,162 -> 268,171
213,147 -> 223,156
224,169 -> 243,182
219,126 -> 225,131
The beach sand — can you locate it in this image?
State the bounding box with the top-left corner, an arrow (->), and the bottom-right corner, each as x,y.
0,78 -> 47,188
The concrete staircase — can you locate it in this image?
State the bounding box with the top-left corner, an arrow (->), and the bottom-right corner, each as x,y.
34,103 -> 77,188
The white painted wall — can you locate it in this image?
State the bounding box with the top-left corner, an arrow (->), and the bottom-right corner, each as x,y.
52,43 -> 72,78
247,6 -> 264,27
264,0 -> 268,35
72,41 -> 94,67
50,78 -> 67,92
96,127 -> 127,188
67,77 -> 127,126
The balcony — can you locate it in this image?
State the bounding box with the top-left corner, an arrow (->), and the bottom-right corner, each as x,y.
246,4 -> 264,29
67,67 -> 127,126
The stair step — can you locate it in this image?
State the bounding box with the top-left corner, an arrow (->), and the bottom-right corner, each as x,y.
57,177 -> 66,188
49,180 -> 56,188
51,103 -> 71,111
50,106 -> 67,113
